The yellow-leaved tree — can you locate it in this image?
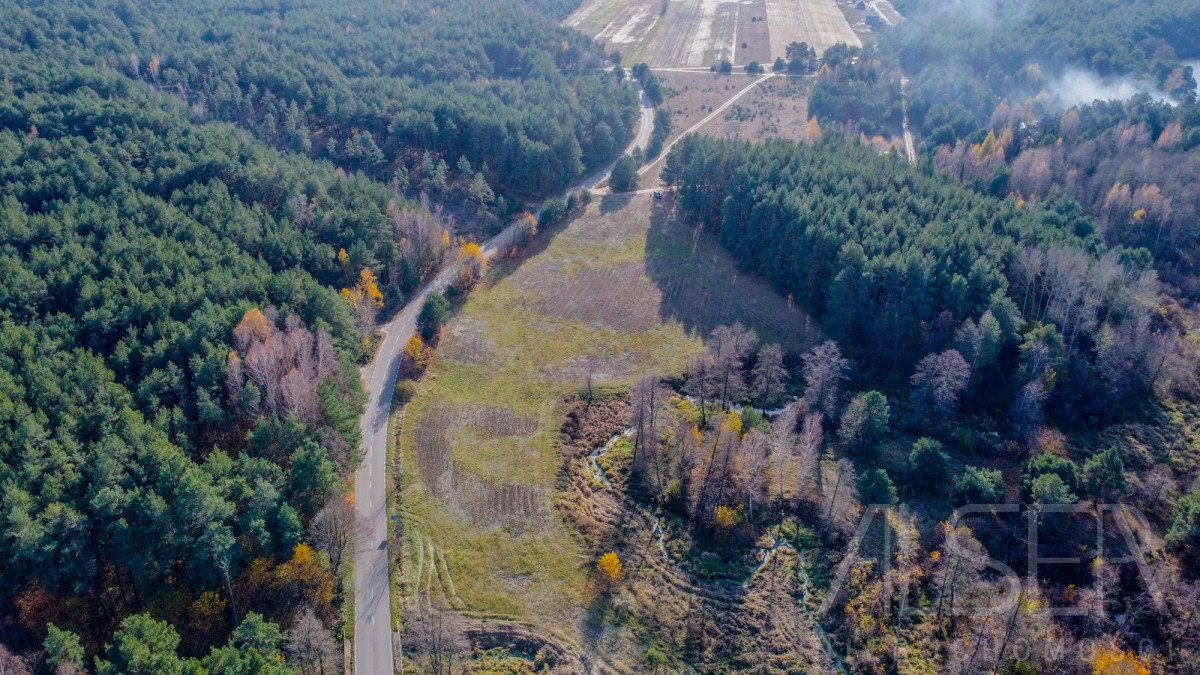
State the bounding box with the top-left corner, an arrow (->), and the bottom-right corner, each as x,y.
454,241 -> 488,291
713,505 -> 740,531
1092,647 -> 1149,675
402,334 -> 432,376
341,267 -> 384,336
597,551 -> 623,588
805,117 -> 822,143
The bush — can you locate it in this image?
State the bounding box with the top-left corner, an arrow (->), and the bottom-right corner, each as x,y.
908,437 -> 950,492
417,293 -> 451,341
858,468 -> 898,505
1021,452 -> 1079,499
954,465 -> 1005,504
745,61 -> 764,74
538,197 -> 569,225
1167,490 -> 1200,552
609,155 -> 639,192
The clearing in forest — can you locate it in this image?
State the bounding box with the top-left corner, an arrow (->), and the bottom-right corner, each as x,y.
395,193 -> 816,658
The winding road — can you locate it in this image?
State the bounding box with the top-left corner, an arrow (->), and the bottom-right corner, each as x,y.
352,79 -> 653,675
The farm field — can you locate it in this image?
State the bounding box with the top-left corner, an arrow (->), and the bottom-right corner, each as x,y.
568,0 -> 862,67
683,75 -> 812,142
395,193 -> 818,666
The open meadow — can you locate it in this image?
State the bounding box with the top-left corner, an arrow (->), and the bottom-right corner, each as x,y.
394,193 -> 819,667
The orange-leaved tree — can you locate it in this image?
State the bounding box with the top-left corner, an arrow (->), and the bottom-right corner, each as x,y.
1092,647 -> 1149,675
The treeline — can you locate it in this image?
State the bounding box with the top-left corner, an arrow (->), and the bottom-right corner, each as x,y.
808,44 -> 903,137
0,20 -> 466,669
664,134 -> 1184,424
0,0 -> 640,198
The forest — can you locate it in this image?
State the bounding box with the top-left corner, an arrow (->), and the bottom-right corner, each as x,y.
806,0 -> 1200,293
0,0 -> 638,671
1,0 -> 639,199
646,133 -> 1200,671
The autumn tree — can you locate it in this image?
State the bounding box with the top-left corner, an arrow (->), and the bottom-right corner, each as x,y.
341,268 -> 384,335
751,343 -> 787,410
274,544 -> 336,621
1091,646 -> 1149,675
453,241 -> 487,291
288,608 -> 338,675
802,340 -> 849,419
310,494 -> 370,579
909,349 -> 970,425
402,335 -> 433,377
598,552 -> 623,588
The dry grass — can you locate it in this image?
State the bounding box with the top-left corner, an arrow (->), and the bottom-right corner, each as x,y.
396,193 -> 820,664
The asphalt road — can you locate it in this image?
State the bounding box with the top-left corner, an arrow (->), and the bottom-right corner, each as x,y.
352,81 -> 653,675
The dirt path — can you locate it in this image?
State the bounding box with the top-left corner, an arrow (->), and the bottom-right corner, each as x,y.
639,71 -> 781,177
900,75 -> 916,165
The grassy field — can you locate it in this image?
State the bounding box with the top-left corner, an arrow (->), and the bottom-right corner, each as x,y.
394,193 -> 816,652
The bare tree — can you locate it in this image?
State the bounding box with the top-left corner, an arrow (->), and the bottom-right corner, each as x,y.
684,354 -> 716,429
744,431 -> 769,523
0,644 -> 29,675
1011,378 -> 1047,440
708,323 -> 758,410
405,603 -> 466,675
288,608 -> 339,675
310,495 -> 370,579
796,412 -> 824,507
801,340 -> 849,418
752,343 -> 787,411
770,405 -> 799,504
632,374 -> 663,493
910,349 -> 970,425
822,458 -> 857,535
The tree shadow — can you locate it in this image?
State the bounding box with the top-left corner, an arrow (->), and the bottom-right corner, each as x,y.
642,199 -> 821,353
599,192 -> 634,215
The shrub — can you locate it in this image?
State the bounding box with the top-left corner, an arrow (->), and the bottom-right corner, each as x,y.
610,155 -> 639,192
858,468 -> 898,505
417,293 -> 451,341
908,437 -> 950,492
954,466 -> 1005,504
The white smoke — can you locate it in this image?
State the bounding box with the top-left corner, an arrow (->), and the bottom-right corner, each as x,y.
1047,67 -> 1175,108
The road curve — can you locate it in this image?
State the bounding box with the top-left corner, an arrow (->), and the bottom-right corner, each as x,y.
352,82 -> 653,675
